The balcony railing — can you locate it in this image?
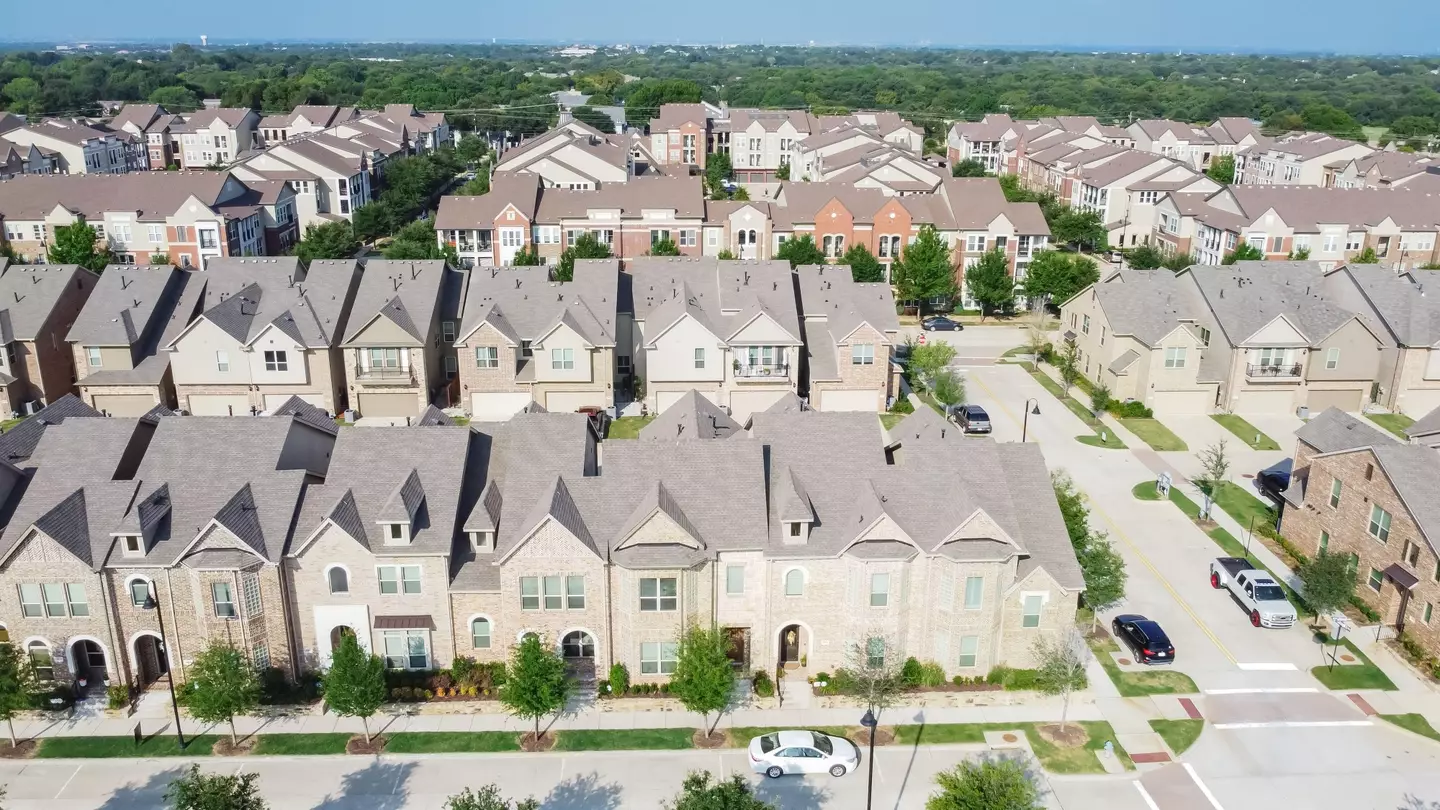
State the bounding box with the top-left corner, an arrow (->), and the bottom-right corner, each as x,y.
354,365 -> 417,384
1246,363 -> 1302,379
733,363 -> 789,379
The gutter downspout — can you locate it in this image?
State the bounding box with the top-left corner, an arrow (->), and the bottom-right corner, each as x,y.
604,554 -> 614,674
97,570 -> 124,687
277,560 -> 304,682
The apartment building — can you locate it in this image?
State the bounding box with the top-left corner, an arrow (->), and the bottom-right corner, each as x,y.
1278,408 -> 1440,659
0,118 -> 130,175
647,103 -> 719,170
1327,152 -> 1439,189
0,172 -> 299,266
230,135 -> 374,230
796,264 -> 901,412
258,105 -> 449,153
493,121 -> 662,191
454,261 -> 620,420
0,141 -> 57,179
1235,132 -> 1375,186
258,106 -> 363,146
107,104 -> 181,170
797,140 -> 945,195
702,199 -> 779,260
1127,118 -> 1261,171
68,264 -> 206,416
0,264 -> 98,417
727,109 -> 817,186
173,108 -> 260,169
1326,264 -> 1440,417
165,257 -> 361,417
947,114 -> 1025,173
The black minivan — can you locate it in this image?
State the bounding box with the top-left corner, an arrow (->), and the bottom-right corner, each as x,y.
956,405 -> 991,434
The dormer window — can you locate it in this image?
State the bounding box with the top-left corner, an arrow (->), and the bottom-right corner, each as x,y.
789,523 -> 801,538
385,523 -> 410,545
123,535 -> 142,556
783,520 -> 811,545
470,531 -> 494,553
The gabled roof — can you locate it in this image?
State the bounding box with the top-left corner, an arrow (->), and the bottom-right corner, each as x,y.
183,257 -> 358,349
342,260 -> 450,345
270,395 -> 339,431
796,264 -> 900,383
626,257 -> 802,345
639,389 -> 741,441
67,264 -> 187,347
0,394 -> 102,464
1340,265 -> 1440,348
415,405 -> 454,426
1296,407 -> 1395,453
377,468 -> 426,524
457,262 -> 619,347
507,475 -> 598,560
0,264 -> 95,343
1186,262 -> 1383,347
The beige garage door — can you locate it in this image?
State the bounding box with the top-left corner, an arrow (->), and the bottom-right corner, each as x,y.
92,394 -> 158,417
188,394 -> 251,416
1150,390 -> 1213,416
655,391 -> 688,414
1234,388 -> 1297,416
1399,389 -> 1440,419
819,389 -> 881,412
471,392 -> 533,421
357,392 -> 418,419
729,389 -> 788,422
545,390 -> 604,413
264,393 -> 326,412
1306,388 -> 1363,414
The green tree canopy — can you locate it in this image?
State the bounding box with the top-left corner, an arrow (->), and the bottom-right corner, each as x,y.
774,235 -> 826,269
1125,244 -> 1165,270
668,625 -> 735,736
1300,551 -> 1358,621
950,159 -> 988,177
185,642 -> 260,745
1351,246 -> 1380,264
909,342 -> 958,391
570,106 -> 616,134
148,85 -> 200,110
665,772 -> 775,810
926,759 -> 1042,810
351,201 -> 399,243
1222,243 -> 1265,264
500,634 -> 571,741
1206,154 -> 1235,184
1020,250 -> 1098,310
621,79 -> 702,113
322,633 -> 387,743
774,163 -> 790,181
383,220 -> 459,263
1078,536 -> 1127,631
164,765 -> 268,810
457,174 -> 491,196
555,232 -> 613,281
47,221 -> 112,270
891,225 -> 955,308
965,247 -> 1015,319
0,642 -> 38,748
1050,209 -> 1109,252
511,245 -> 542,266
649,237 -> 681,257
704,152 -> 733,199
295,222 -> 360,262
444,785 -> 539,810
839,243 -> 885,282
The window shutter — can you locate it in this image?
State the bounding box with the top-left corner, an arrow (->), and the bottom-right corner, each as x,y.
937,572 -> 955,613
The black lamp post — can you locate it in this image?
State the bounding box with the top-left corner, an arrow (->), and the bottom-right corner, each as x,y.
860,708 -> 878,810
1022,398 -> 1041,442
142,592 -> 187,750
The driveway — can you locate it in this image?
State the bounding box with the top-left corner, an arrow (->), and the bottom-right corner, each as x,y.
1160,415 -> 1291,485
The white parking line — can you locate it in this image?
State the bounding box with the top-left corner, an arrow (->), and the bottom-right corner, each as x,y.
1134,780 -> 1162,810
1235,663 -> 1298,671
1204,687 -> 1318,694
54,764 -> 83,799
1212,720 -> 1373,730
1183,763 -> 1226,810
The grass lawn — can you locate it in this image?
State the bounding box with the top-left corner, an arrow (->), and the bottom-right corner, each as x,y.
1000,346 -> 1031,360
554,728 -> 695,751
917,391 -> 946,415
892,721 -> 1132,774
1311,637 -> 1398,691
1118,418 -> 1189,451
1149,719 -> 1204,755
1027,367 -> 1126,448
39,734 -> 223,758
1131,481 -> 1201,518
606,415 -> 654,440
1077,432 -> 1127,449
384,731 -> 521,754
0,417 -> 26,432
879,412 -> 905,430
1366,412 -> 1415,439
1380,714 -> 1440,743
1087,632 -> 1200,697
251,733 -> 353,756
1210,414 -> 1280,450
1205,482 -> 1276,534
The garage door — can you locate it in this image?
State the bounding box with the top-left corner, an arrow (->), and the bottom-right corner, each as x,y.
264,393 -> 326,412
729,389 -> 788,422
1399,389 -> 1440,419
819,389 -> 881,412
91,394 -> 158,417
471,392 -> 533,421
545,390 -> 604,413
188,394 -> 251,416
1233,388 -> 1297,416
1306,388 -> 1363,414
1150,390 -> 1213,416
357,392 -> 418,419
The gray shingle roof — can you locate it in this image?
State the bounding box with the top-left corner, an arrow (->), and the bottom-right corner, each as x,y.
1188,263 -> 1380,347
1370,444 -> 1440,554
343,260 -> 450,345
1296,407 -> 1395,453
0,394 -> 102,464
188,257 -> 359,348
457,261 -> 619,348
627,257 -> 803,346
1090,270 -> 1205,347
1108,349 -> 1141,374
271,396 -> 339,432
0,264 -> 95,343
1405,406 -> 1440,439
796,264 -> 900,383
67,265 -> 187,347
415,405 -> 454,426
1341,265 -> 1440,348
638,390 -> 741,441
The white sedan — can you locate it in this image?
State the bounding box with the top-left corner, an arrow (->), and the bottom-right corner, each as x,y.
748,730 -> 860,778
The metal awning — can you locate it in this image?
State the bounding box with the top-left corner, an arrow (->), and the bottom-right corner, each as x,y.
1384,563 -> 1419,591
373,615 -> 436,630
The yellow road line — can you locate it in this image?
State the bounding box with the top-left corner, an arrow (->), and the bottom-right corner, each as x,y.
970,368 -> 1238,665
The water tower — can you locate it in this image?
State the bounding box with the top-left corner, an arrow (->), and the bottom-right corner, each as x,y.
200,34 -> 208,47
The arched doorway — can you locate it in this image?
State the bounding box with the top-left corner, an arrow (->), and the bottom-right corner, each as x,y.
330,625 -> 357,650
778,624 -> 806,669
561,630 -> 596,683
134,634 -> 169,688
68,639 -> 108,690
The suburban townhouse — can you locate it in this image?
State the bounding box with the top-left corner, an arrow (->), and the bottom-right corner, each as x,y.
1327,151 -> 1439,189
1278,407 -> 1440,658
68,263 -> 206,416
258,106 -> 364,146
726,109 -> 817,186
647,103 -> 722,171
799,140 -> 946,196
1325,264 -> 1440,417
230,134 -> 375,229
0,171 -> 299,266
107,104 -> 182,170
0,140 -> 58,179
1114,173 -> 1222,250
702,199 -> 780,260
341,259 -> 464,419
257,105 -> 449,153
453,260 -> 621,420
167,256 -> 361,417
172,107 -> 260,169
1235,132 -> 1375,186
795,264 -> 901,412
0,117 -> 130,175
1152,185 -> 1440,269
947,114 -> 1025,174
0,263 -> 98,418
1127,118 -> 1262,172
494,121 -> 661,191
626,256 -> 803,420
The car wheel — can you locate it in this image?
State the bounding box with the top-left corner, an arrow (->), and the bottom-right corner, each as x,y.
765,766 -> 783,779
830,765 -> 847,777
1210,572 -> 1221,589
1251,610 -> 1262,627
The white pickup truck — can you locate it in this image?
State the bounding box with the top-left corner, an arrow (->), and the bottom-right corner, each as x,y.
1209,557 -> 1297,628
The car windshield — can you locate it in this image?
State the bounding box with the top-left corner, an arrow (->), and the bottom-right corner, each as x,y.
810,733 -> 833,755
759,734 -> 779,753
1254,585 -> 1287,601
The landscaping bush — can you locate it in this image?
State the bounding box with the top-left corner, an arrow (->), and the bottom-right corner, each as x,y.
951,675 -> 990,687
259,667 -> 321,705
609,662 -> 631,695
106,683 -> 133,710
752,668 -> 775,697
1350,596 -> 1382,622
985,665 -> 1011,686
888,397 -> 914,415
917,661 -> 948,688
1108,400 -> 1153,418
985,665 -> 1041,690
901,656 -> 924,688
29,683 -> 74,710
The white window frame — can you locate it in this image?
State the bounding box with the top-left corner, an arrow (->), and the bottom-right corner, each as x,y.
870,573 -> 889,607
958,635 -> 980,667
550,348 -> 574,370
1164,347 -> 1187,369
725,565 -> 745,595
1369,504 -> 1392,543
1325,347 -> 1340,369
215,351 -> 230,372
211,582 -> 236,618
469,615 -> 493,649
851,343 -> 874,365
963,576 -> 984,610
263,350 -> 288,372
783,568 -> 805,597
325,564 -> 350,595
378,564 -> 422,595
640,641 -> 679,675
639,577 -> 678,611
475,346 -> 499,368
382,629 -> 429,670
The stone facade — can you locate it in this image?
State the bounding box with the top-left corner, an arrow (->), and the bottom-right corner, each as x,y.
810,323 -> 895,410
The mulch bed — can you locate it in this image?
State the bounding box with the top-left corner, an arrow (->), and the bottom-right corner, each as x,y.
212,737 -> 256,756
1036,723 -> 1089,748
0,740 -> 38,759
346,735 -> 388,755
519,732 -> 557,752
851,727 -> 895,747
692,730 -> 726,749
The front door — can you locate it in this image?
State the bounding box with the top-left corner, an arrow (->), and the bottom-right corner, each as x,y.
780,625 -> 801,667
738,229 -> 757,260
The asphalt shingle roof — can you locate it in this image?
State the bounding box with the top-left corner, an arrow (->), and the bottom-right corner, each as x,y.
1296,407 -> 1395,453
639,390 -> 742,441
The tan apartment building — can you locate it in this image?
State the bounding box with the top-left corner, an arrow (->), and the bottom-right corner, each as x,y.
1127,118 -> 1261,172
174,108 -> 260,169
454,261 -> 619,420
0,263 -> 98,418
230,135 -> 375,230
1327,152 -> 1439,190
107,104 -> 181,170
948,114 -> 1025,173
647,103 -> 719,170
0,118 -> 130,174
796,264 -> 901,412
1235,132 -> 1375,186
493,121 -> 652,191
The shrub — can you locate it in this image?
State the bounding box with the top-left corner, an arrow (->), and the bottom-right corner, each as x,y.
1350,596 -> 1382,622
813,671 -> 831,684
901,656 -> 924,688
609,662 -> 631,695
1109,400 -> 1153,418
423,690 -> 434,700
752,669 -> 775,697
985,665 -> 1011,686
106,683 -> 133,710
888,397 -> 914,415
1000,668 -> 1040,691
918,661 -> 948,688
431,673 -> 454,691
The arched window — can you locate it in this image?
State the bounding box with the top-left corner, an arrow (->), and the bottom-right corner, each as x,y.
822,235 -> 834,255
834,235 -> 846,256
747,229 -> 757,244
126,576 -> 153,607
784,569 -> 805,597
327,566 -> 349,595
27,641 -> 53,680
738,230 -> 749,246
471,618 -> 491,649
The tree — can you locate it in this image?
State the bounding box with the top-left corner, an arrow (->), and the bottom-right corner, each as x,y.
444,785 -> 539,810
500,633 -> 570,741
0,642 -> 37,748
570,106 -> 616,134
621,79 -> 702,113
1050,209 -> 1108,252
1,77 -> 42,116
383,220 -> 456,263
47,221 -> 113,270
164,765 -> 268,810
295,222 -> 360,262
774,163 -> 790,181
1125,244 -> 1165,270
840,243 -> 885,282
1030,629 -> 1089,731
1288,245 -> 1312,261
668,625 -> 735,736
457,174 -> 491,196
844,634 -> 904,716
511,245 -> 541,266
1020,250 -> 1098,311
1352,246 -> 1380,264
1206,154 -> 1236,184
649,237 -> 681,257
926,759 -> 1042,810
455,134 -> 490,166
892,225 -> 956,308
951,159 -> 988,177
1195,439 -> 1231,520
1222,243 -> 1264,264
1299,551 -> 1358,623
932,368 -> 966,410
186,642 -> 260,745
1078,536 -> 1127,631
704,152 -> 733,199
964,248 -> 1014,319
555,232 -> 612,282
1055,340 -> 1081,395
351,201 -> 398,243
150,253 -> 172,266
323,633 -> 387,744
1161,251 -> 1197,272
665,771 -> 774,810
731,186 -> 750,201
148,85 -> 201,110
1090,383 -> 1111,414
1050,471 -> 1093,552
909,342 -> 957,391
774,234 -> 826,269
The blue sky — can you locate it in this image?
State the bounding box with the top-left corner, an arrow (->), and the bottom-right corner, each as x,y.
5,0 -> 1440,54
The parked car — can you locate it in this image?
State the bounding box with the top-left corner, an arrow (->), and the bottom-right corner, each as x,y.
1209,557 -> 1297,628
1256,459 -> 1292,505
922,316 -> 962,332
577,406 -> 611,437
749,730 -> 859,778
1110,614 -> 1176,665
956,404 -> 991,434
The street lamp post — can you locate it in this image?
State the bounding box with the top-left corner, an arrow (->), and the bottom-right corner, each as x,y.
860,709 -> 878,810
1022,398 -> 1042,442
142,592 -> 187,750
